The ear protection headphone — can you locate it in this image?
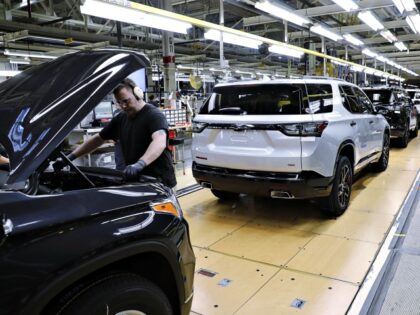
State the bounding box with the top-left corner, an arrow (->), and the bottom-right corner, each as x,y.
123,79 -> 144,101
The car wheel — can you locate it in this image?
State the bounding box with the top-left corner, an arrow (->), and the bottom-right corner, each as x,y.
322,156 -> 352,217
211,189 -> 239,200
371,134 -> 390,172
410,121 -> 418,138
396,121 -> 409,148
52,274 -> 173,315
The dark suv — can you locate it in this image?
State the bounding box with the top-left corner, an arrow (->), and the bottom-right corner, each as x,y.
363,86 -> 418,147
0,50 -> 195,315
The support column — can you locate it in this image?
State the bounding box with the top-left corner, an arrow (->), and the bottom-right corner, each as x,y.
219,0 -> 225,68
162,0 -> 176,97
284,21 -> 291,77
321,37 -> 327,77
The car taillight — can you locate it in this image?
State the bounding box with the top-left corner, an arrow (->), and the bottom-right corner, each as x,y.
192,121 -> 208,133
278,121 -> 328,137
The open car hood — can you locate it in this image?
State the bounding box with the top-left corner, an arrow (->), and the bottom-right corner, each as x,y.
0,49 -> 149,185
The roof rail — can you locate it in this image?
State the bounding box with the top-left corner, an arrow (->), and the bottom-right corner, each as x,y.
301,75 -> 346,81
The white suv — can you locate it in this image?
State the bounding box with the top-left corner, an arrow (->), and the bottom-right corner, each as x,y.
192,78 -> 390,216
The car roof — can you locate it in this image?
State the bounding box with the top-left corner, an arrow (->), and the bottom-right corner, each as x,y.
215,77 -> 355,88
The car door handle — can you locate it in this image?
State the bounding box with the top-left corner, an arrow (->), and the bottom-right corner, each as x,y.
350,121 -> 357,127
369,120 -> 374,124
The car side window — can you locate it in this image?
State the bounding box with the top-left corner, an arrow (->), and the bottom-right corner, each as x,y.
306,84 -> 333,113
339,85 -> 361,113
354,87 -> 374,114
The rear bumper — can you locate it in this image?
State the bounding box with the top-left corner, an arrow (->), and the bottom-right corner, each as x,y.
192,162 -> 333,199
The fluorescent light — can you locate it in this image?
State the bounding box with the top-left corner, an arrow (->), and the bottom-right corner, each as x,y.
376,55 -> 387,63
204,30 -> 262,49
351,65 -> 364,72
9,57 -> 30,65
0,70 -> 21,77
364,68 -> 376,75
394,41 -> 408,51
254,0 -> 310,27
331,0 -> 358,12
362,48 -> 378,58
4,49 -> 57,59
80,0 -> 192,34
406,14 -> 420,34
343,33 -> 364,46
268,45 -> 304,58
380,30 -> 398,43
310,25 -> 343,42
358,11 -> 384,31
392,0 -> 417,14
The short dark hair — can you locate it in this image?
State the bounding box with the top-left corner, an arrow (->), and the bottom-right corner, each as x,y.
113,78 -> 137,96
149,94 -> 155,100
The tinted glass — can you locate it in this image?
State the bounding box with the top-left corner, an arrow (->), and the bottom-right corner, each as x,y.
354,87 -> 374,113
408,91 -> 415,98
200,84 -> 308,115
339,85 -> 361,113
363,89 -> 392,104
306,84 -> 333,113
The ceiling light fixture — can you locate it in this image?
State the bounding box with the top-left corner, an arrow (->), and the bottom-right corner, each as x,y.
362,48 -> 378,58
310,25 -> 343,42
343,33 -> 364,46
254,0 -> 311,27
358,11 -> 385,31
4,49 -> 57,59
394,41 -> 408,51
268,45 -> 304,58
80,0 -> 192,34
204,30 -> 262,49
380,30 -> 398,43
331,0 -> 359,12
406,14 -> 420,34
9,57 -> 30,65
392,0 -> 417,14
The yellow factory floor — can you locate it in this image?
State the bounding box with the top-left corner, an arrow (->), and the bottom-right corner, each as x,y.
180,136 -> 420,315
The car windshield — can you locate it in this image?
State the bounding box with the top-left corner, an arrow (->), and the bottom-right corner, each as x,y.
200,84 -> 308,115
363,89 -> 392,105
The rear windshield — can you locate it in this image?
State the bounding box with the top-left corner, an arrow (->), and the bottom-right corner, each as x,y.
200,84 -> 308,115
363,89 -> 392,104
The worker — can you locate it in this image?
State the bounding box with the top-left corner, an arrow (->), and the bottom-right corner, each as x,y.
54,78 -> 177,189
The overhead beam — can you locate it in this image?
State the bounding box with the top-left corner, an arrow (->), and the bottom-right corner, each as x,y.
243,0 -> 396,26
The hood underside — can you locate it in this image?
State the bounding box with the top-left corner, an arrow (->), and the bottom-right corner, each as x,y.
0,49 -> 150,184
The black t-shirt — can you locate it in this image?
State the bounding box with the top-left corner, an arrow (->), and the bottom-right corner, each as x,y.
100,104 -> 176,187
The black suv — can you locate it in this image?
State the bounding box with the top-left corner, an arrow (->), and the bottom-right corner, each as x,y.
363,86 -> 418,147
0,50 -> 195,315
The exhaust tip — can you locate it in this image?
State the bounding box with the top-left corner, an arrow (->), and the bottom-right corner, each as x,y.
200,181 -> 213,189
270,190 -> 294,199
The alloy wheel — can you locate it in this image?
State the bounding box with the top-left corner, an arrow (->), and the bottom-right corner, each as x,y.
337,164 -> 351,208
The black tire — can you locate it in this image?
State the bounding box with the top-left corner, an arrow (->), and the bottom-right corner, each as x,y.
211,189 -> 239,200
321,156 -> 352,217
53,274 -> 173,315
410,121 -> 418,138
396,121 -> 409,148
371,133 -> 390,172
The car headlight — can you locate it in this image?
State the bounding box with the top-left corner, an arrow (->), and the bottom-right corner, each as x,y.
151,194 -> 183,218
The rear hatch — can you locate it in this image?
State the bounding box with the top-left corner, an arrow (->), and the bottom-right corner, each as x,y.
192,82 -> 313,173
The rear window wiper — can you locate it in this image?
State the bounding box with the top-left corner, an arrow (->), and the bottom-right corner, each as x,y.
218,107 -> 247,115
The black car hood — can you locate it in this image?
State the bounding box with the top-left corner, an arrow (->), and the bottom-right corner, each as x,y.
0,49 -> 149,184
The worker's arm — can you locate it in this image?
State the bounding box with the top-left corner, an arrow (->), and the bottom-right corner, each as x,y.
123,130 -> 167,180
139,129 -> 167,165
71,134 -> 106,159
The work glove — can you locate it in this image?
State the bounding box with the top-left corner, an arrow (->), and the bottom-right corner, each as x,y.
53,153 -> 76,171
124,159 -> 147,181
